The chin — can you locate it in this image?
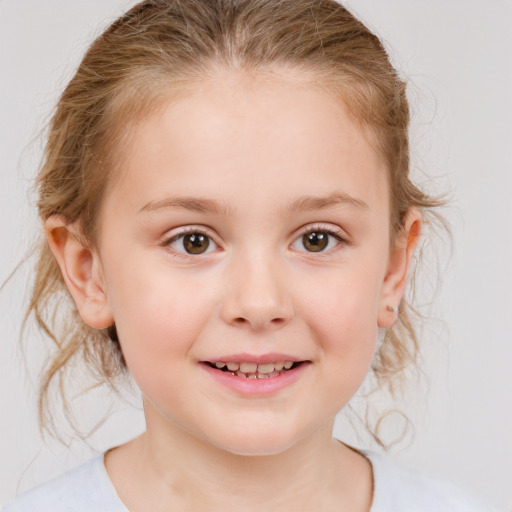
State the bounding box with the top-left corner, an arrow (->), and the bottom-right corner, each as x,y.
205,424 -> 303,457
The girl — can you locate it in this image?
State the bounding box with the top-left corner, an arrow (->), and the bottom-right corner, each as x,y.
0,0 -> 499,510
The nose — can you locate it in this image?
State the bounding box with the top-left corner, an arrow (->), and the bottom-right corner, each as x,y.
220,250 -> 294,331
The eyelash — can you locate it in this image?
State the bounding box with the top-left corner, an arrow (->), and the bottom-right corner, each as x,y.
162,227 -> 219,257
162,225 -> 348,257
293,224 -> 348,255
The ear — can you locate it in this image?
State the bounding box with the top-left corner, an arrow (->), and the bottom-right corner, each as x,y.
377,209 -> 422,328
45,216 -> 114,329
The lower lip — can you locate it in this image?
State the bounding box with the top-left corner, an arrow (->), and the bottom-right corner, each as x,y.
200,362 -> 310,396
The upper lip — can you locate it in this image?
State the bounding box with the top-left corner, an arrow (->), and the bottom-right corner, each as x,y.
201,353 -> 307,364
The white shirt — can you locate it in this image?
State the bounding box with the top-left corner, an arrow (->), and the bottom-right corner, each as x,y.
1,451 -> 491,511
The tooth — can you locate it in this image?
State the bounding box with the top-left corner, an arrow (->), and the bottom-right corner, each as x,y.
239,362 -> 257,373
283,361 -> 293,369
268,371 -> 280,378
274,362 -> 284,371
227,362 -> 240,371
236,371 -> 247,379
257,373 -> 269,379
248,374 -> 257,379
257,363 -> 275,374
215,362 -> 226,369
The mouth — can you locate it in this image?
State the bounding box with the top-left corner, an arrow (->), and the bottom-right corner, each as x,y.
203,360 -> 304,379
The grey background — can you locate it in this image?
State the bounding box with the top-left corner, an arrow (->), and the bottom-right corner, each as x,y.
1,0 -> 511,509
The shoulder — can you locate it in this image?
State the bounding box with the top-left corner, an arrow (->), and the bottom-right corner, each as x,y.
364,451 -> 493,512
1,455 -> 127,512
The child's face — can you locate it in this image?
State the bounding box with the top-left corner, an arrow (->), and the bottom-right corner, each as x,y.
92,70 -> 404,455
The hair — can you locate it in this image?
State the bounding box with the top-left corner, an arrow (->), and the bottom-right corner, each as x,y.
27,0 -> 444,445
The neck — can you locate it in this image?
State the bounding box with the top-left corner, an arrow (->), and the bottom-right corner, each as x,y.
106,405 -> 372,512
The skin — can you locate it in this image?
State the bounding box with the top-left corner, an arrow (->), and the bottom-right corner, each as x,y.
46,68 -> 421,512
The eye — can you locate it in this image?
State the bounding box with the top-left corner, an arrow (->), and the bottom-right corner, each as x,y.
166,230 -> 218,255
291,228 -> 344,253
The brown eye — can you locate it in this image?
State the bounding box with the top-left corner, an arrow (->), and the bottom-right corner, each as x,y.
167,231 -> 217,255
291,228 -> 343,253
302,232 -> 329,252
182,233 -> 210,254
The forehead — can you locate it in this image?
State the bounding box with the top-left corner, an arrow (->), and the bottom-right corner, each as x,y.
104,70 -> 389,220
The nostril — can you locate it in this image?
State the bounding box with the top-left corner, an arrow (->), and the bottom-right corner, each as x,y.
231,316 -> 287,328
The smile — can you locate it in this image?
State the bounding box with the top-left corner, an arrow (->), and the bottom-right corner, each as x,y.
204,360 -> 301,379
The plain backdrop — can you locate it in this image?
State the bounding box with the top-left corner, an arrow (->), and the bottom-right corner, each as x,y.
1,0 -> 511,510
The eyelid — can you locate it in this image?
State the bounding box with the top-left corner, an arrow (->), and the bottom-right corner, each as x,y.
162,226 -> 221,256
291,223 -> 349,253
160,223 -> 349,257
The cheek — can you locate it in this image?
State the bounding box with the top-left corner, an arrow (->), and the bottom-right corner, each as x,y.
299,266 -> 382,342
294,264 -> 382,386
311,288 -> 379,402
314,292 -> 378,371
104,261 -> 216,377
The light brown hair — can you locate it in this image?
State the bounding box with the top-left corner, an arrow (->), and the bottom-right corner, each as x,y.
28,0 -> 443,444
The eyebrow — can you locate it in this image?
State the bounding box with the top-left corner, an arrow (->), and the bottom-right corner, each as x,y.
284,192 -> 370,215
138,192 -> 369,216
139,196 -> 230,215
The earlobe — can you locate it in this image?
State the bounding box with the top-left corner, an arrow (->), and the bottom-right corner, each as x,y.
45,216 -> 114,329
377,209 -> 422,328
